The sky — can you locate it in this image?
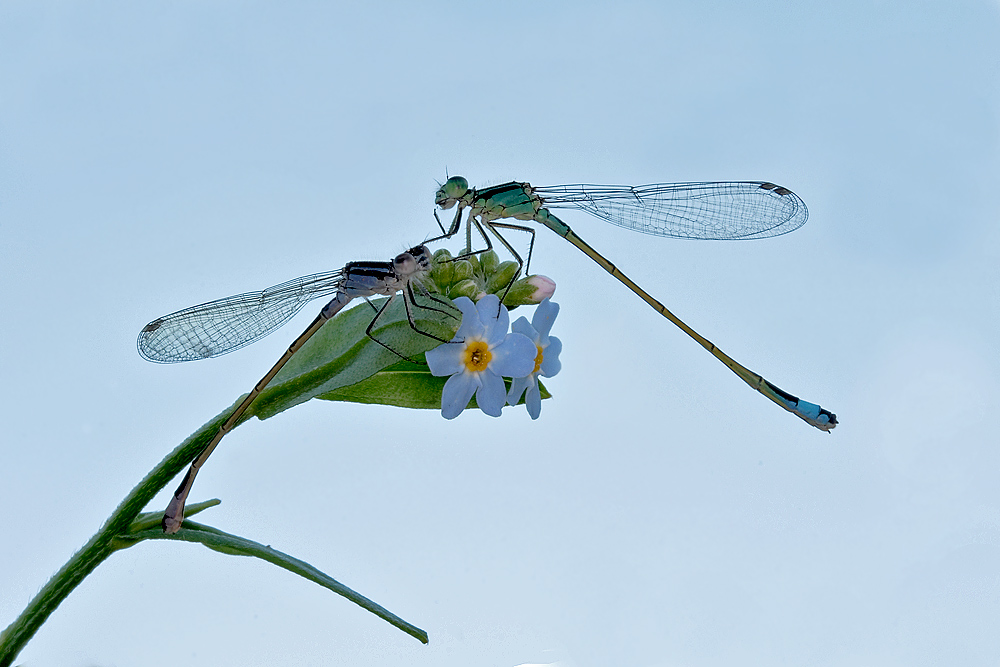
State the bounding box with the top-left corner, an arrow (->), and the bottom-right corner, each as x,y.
1,2 -> 999,666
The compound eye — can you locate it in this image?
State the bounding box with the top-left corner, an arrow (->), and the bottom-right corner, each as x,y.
393,253 -> 416,273
434,176 -> 469,208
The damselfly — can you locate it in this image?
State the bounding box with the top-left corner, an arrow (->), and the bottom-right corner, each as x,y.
431,177 -> 836,432
138,245 -> 453,533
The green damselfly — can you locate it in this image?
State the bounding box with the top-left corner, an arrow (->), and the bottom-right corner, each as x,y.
431,177 -> 836,432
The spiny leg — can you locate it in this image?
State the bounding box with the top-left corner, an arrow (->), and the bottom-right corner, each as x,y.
428,205 -> 506,267
441,213 -> 537,315
407,280 -> 460,321
438,207 -> 498,263
487,218 -> 537,272
364,294 -> 419,362
425,206 -> 465,245
403,282 -> 460,345
364,290 -> 456,363
479,218 -> 538,309
429,205 -> 540,313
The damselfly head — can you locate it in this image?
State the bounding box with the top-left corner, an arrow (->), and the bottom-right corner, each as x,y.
410,244 -> 432,265
434,176 -> 469,209
395,245 -> 432,276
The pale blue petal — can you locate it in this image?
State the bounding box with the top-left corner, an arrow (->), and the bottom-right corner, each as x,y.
476,370 -> 507,417
489,333 -> 536,378
477,294 -> 509,347
538,336 -> 562,377
510,315 -> 540,343
531,299 -> 559,345
524,377 -> 542,419
506,374 -> 531,406
425,342 -> 465,377
440,371 -> 479,419
453,296 -> 485,341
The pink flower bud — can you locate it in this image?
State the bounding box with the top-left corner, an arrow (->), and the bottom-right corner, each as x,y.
526,275 -> 556,302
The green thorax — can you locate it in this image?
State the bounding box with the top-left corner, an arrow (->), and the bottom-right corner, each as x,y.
469,182 -> 571,236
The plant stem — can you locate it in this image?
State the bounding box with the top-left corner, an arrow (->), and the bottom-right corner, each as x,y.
0,411 -> 226,666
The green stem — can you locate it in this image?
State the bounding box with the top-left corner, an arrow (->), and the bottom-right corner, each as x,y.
0,410 -> 225,667
1,291 -> 463,664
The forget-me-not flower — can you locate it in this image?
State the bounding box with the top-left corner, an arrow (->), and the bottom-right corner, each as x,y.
506,298 -> 562,420
425,294 -> 536,419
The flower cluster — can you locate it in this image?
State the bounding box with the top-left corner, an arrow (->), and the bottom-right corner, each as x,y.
425,294 -> 562,420
427,249 -> 555,308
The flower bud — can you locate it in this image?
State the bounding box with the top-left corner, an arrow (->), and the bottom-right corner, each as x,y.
485,260 -> 520,295
451,258 -> 475,281
450,278 -> 480,301
500,275 -> 556,308
480,249 -> 500,274
431,252 -> 455,285
525,275 -> 556,302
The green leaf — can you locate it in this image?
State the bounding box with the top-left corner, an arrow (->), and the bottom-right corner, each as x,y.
122,499 -> 222,536
319,359 -> 552,410
318,360 -> 446,409
121,520 -> 428,644
243,296 -> 457,422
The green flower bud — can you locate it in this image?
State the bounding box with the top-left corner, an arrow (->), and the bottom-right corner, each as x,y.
431,253 -> 455,286
480,249 -> 500,274
485,260 -> 520,294
501,275 -> 556,308
450,278 -> 480,300
464,252 -> 481,275
451,258 -> 475,282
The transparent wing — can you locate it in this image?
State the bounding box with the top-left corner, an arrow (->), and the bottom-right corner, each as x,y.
532,181 -> 808,240
137,270 -> 346,363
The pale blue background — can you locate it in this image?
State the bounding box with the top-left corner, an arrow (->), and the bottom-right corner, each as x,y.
2,2 -> 999,666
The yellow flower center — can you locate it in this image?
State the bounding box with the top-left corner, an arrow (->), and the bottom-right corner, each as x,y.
463,340 -> 492,372
532,345 -> 544,375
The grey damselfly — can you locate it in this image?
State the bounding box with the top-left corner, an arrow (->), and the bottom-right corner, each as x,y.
138,245 -> 454,533
431,177 -> 836,432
